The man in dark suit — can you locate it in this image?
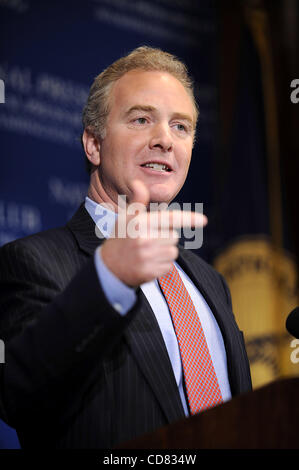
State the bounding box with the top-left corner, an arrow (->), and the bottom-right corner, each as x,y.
0,47 -> 252,449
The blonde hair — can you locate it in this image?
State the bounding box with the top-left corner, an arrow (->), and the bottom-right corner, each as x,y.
82,46 -> 198,172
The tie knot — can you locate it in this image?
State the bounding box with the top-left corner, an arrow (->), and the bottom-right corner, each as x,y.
158,264 -> 177,284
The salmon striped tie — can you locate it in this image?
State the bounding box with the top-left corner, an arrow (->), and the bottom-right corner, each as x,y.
158,265 -> 223,414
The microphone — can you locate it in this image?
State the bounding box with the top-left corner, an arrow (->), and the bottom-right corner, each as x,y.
286,307 -> 299,339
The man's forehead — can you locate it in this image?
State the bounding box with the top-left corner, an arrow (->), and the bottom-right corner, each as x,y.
110,69 -> 196,122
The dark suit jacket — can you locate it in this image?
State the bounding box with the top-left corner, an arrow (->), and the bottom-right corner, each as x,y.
0,203 -> 252,448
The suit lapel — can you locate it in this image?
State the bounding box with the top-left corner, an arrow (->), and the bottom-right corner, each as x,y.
123,291 -> 186,423
177,247 -> 231,332
66,203 -> 105,255
66,203 -> 185,422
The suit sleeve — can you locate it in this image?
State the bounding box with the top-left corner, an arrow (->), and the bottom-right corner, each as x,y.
0,240 -> 138,429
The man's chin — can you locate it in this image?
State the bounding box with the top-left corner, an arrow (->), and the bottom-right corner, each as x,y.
148,187 -> 177,206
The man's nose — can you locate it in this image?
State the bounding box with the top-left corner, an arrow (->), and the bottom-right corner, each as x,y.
149,123 -> 173,152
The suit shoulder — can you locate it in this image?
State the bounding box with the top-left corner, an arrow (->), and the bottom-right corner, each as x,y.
0,225 -> 76,261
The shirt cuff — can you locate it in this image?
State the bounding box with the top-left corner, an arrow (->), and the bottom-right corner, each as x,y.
94,246 -> 136,316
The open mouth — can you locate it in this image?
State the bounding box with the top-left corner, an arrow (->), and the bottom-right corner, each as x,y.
140,162 -> 172,172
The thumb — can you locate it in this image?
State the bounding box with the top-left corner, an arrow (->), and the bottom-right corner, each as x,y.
129,179 -> 150,209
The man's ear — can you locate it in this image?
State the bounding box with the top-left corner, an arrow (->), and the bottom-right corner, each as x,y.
82,128 -> 101,167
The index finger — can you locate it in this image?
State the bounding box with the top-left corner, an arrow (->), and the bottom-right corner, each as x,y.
148,210 -> 208,230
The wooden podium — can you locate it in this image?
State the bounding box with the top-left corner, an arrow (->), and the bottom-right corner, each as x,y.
119,378 -> 299,449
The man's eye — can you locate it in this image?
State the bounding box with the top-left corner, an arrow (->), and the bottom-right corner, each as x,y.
134,117 -> 147,125
175,123 -> 187,132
